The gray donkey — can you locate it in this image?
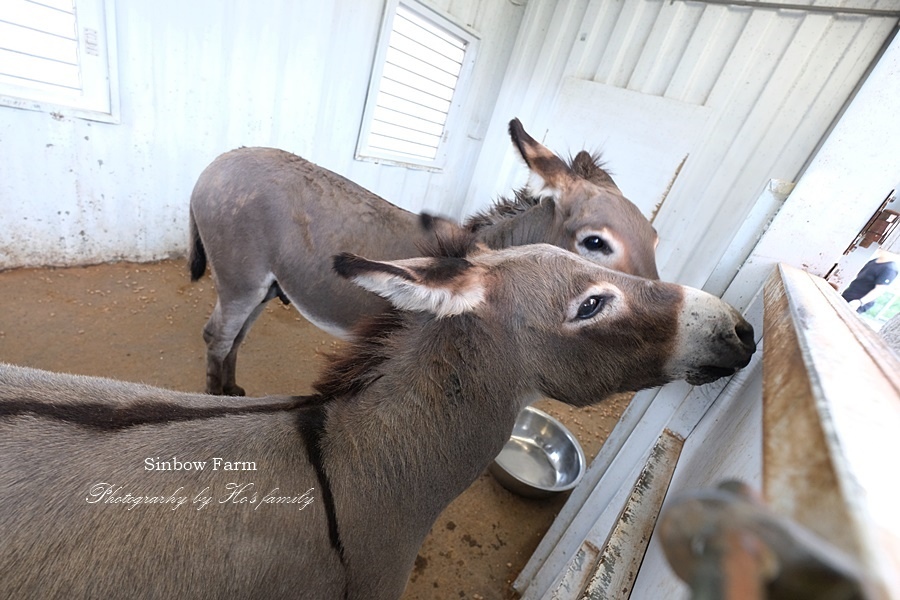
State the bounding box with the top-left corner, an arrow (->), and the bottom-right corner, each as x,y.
0,237 -> 754,600
189,118 -> 660,395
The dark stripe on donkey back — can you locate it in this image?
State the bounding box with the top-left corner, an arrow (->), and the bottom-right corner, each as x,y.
0,397 -> 309,430
296,405 -> 347,570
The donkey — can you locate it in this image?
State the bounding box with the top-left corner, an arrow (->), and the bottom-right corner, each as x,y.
189,118 -> 660,395
0,239 -> 754,600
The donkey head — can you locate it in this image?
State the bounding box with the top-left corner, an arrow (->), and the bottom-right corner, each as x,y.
508,118 -> 660,280
334,242 -> 754,406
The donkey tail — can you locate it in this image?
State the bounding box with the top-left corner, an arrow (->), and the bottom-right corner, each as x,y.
188,209 -> 207,282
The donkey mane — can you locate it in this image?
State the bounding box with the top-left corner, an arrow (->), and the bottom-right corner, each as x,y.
465,189 -> 547,234
312,311 -> 404,400
415,227 -> 478,259
464,151 -> 613,233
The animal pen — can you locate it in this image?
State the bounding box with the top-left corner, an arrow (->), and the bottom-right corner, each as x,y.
2,1 -> 900,599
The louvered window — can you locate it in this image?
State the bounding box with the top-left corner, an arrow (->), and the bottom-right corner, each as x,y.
0,0 -> 118,122
357,0 -> 478,170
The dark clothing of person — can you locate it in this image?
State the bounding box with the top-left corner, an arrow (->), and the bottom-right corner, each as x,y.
841,259 -> 899,313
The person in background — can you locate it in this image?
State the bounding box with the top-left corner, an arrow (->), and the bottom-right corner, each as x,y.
841,247 -> 899,313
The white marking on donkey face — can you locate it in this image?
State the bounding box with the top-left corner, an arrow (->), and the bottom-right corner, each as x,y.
572,225 -> 625,268
564,283 -> 626,328
668,286 -> 754,385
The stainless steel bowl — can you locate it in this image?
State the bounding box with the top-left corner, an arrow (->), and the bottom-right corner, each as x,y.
489,405 -> 586,498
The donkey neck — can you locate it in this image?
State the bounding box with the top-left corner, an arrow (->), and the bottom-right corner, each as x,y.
323,313 -> 529,521
315,314 -> 531,597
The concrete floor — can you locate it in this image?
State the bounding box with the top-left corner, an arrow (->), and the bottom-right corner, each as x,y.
0,259 -> 629,599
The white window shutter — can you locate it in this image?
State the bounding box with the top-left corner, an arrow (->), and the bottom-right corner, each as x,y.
357,0 -> 478,170
0,0 -> 118,122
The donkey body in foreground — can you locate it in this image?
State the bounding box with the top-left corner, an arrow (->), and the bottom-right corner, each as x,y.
189,118 -> 659,394
1,240 -> 754,600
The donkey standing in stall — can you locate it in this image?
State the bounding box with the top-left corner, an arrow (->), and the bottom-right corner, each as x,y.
189,118 -> 660,395
1,238 -> 754,600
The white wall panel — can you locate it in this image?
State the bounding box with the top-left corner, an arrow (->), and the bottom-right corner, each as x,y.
0,0 -> 524,269
461,0 -> 593,214
657,4 -> 898,288
545,78 -> 712,218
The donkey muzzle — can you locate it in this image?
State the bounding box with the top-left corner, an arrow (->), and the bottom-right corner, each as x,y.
672,292 -> 757,386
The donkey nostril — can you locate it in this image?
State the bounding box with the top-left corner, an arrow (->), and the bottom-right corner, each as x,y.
735,320 -> 755,350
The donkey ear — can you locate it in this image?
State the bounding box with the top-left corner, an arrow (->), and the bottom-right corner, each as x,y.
333,253 -> 485,317
508,118 -> 575,190
571,150 -> 619,189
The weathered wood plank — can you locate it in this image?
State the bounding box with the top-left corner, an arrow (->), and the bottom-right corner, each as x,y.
579,429 -> 684,600
763,263 -> 900,599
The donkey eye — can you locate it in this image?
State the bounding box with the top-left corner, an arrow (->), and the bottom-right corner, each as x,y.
575,295 -> 608,320
581,235 -> 612,255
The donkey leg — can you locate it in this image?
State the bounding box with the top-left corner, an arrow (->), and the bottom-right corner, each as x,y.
207,281 -> 286,395
220,300 -> 270,396
202,286 -> 270,395
202,302 -> 242,395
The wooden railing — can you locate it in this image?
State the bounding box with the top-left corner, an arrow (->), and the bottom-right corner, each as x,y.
757,264 -> 900,599
661,265 -> 900,599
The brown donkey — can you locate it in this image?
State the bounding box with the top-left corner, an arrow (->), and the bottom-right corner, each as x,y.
0,239 -> 753,600
189,119 -> 659,395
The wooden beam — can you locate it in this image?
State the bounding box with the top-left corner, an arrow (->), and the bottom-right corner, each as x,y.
579,429 -> 684,600
763,264 -> 900,599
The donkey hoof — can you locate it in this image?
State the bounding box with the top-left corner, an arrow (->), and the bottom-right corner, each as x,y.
224,384 -> 246,397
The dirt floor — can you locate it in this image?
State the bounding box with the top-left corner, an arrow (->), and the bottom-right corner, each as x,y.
0,259 -> 630,599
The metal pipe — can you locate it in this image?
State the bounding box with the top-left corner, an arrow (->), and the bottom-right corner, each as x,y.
660,481 -> 867,600
677,0 -> 900,18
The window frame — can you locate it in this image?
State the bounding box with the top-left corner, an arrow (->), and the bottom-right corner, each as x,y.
356,0 -> 479,172
0,0 -> 119,123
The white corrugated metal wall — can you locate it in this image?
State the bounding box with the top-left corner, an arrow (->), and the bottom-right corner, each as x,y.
7,0 -> 893,277
0,0 -> 524,269
465,0 -> 898,289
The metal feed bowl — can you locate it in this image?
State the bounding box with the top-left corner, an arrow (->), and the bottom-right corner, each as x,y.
489,405 -> 586,499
